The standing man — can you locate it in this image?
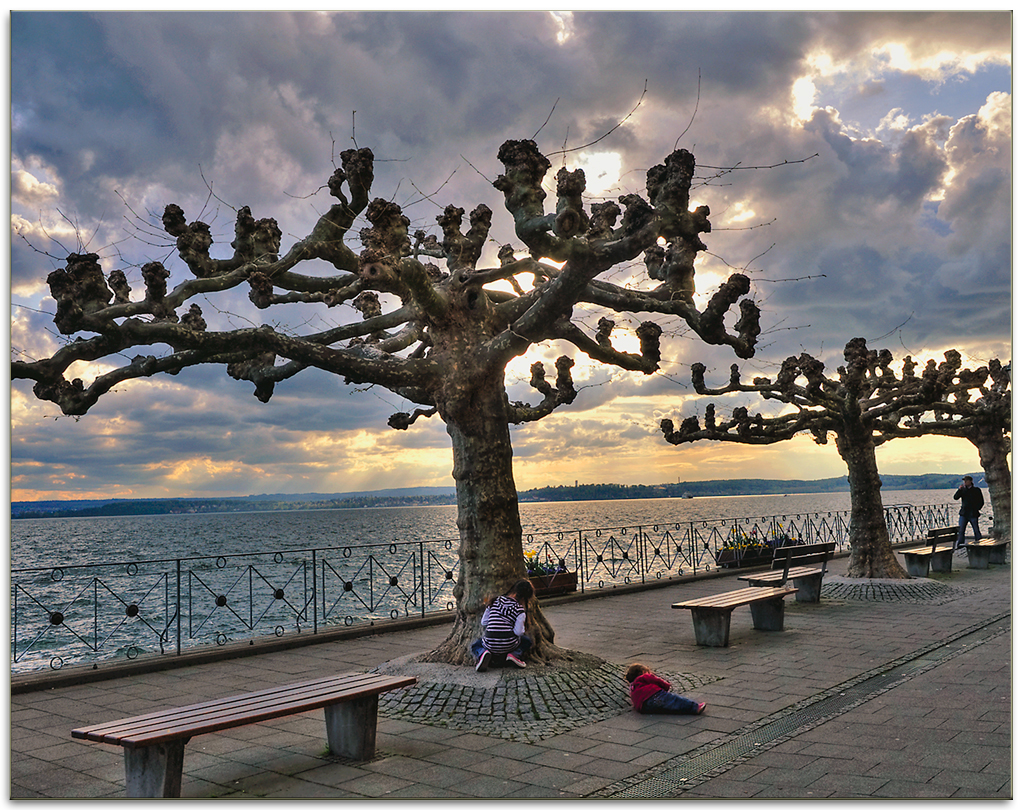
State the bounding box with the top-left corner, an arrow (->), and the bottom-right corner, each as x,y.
953,475 -> 985,549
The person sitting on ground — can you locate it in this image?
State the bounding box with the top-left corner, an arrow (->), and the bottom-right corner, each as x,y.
472,579 -> 534,672
625,663 -> 706,715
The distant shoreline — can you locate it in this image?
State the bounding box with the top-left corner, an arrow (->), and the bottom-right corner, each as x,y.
11,473 -> 980,519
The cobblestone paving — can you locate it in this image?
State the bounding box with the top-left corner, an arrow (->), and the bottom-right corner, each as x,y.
821,576 -> 976,604
379,659 -> 720,743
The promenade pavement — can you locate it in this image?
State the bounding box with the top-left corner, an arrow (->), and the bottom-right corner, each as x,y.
10,549 -> 1011,799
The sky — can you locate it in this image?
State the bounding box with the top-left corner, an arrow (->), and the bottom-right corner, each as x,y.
9,10 -> 1013,503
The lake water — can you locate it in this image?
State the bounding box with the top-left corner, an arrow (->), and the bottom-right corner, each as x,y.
11,489 -> 960,570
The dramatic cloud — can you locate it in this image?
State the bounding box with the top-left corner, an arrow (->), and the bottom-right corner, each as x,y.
9,11 -> 1011,501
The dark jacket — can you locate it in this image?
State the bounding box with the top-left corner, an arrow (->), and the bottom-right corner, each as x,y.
954,485 -> 984,517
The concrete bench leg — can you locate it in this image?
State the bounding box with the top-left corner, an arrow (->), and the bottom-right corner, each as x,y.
124,740 -> 186,798
989,545 -> 1008,565
966,546 -> 991,569
791,574 -> 823,602
930,550 -> 954,573
325,695 -> 379,759
689,608 -> 732,647
749,598 -> 786,631
902,555 -> 930,577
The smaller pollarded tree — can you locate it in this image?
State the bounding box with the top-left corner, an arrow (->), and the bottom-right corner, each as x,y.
660,338 -> 980,578
889,359 -> 1011,540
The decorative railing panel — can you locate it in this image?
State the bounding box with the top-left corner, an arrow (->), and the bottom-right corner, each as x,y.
11,503 -> 952,673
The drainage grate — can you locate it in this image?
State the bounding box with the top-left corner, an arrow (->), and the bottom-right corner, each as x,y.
598,612 -> 1009,798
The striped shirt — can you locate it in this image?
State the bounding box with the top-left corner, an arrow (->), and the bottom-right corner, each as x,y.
481,595 -> 525,653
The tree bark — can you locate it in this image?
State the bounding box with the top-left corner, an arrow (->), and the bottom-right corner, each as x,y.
836,425 -> 910,579
975,430 -> 1012,540
420,371 -> 562,664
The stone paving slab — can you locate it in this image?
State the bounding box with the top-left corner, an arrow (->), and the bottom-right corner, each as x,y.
9,550 -> 1012,798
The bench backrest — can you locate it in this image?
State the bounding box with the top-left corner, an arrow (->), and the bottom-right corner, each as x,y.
769,541 -> 835,582
926,526 -> 958,553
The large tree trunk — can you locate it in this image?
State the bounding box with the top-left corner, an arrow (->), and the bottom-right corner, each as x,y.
974,431 -> 1012,540
420,372 -> 561,665
837,427 -> 910,579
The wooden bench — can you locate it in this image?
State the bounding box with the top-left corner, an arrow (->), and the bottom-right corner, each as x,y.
737,541 -> 835,602
965,537 -> 1010,569
672,586 -> 798,647
71,672 -> 416,798
901,527 -> 958,577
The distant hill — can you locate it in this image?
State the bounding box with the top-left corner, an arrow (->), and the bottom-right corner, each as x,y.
11,474 -> 981,519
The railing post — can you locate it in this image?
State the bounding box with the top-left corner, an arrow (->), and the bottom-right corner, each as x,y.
419,542 -> 426,618
312,550 -> 318,635
581,527 -> 589,593
176,559 -> 181,656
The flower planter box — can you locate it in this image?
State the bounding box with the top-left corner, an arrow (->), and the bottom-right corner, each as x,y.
529,572 -> 578,598
716,538 -> 804,569
714,549 -> 772,569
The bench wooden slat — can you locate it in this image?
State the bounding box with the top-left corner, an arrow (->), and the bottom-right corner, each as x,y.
73,673 -> 415,747
903,545 -> 955,556
672,586 -> 797,611
72,673 -> 382,736
73,673 -> 367,737
966,538 -> 1009,548
738,565 -> 822,583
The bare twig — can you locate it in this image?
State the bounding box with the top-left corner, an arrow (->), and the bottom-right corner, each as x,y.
545,81 -> 648,158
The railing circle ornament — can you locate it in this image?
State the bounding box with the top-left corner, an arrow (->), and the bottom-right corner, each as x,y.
126,647 -> 140,660
50,568 -> 64,582
50,657 -> 64,670
598,581 -> 605,588
275,626 -> 285,636
343,581 -> 353,592
126,563 -> 138,576
389,576 -> 399,587
447,602 -> 454,611
216,633 -> 227,646
216,556 -> 227,569
678,567 -> 686,576
125,604 -> 139,618
274,588 -> 285,600
557,532 -> 563,541
343,547 -> 352,558
656,571 -> 662,579
390,609 -> 399,619
624,576 -> 631,584
215,595 -> 228,607
49,611 -> 64,626
444,539 -> 453,550
274,552 -> 284,563
389,543 -> 397,554
345,616 -> 354,626
445,570 -> 453,580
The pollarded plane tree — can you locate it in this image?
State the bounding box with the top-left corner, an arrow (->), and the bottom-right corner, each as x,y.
660,338 -> 981,579
888,358 -> 1011,540
13,138 -> 762,664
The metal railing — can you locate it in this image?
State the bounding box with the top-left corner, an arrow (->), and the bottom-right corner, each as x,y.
11,502 -> 954,673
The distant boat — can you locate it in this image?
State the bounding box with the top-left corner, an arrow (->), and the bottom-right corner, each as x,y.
680,492 -> 694,499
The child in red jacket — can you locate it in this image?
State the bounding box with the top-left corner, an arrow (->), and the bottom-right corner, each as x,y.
625,663 -> 706,714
